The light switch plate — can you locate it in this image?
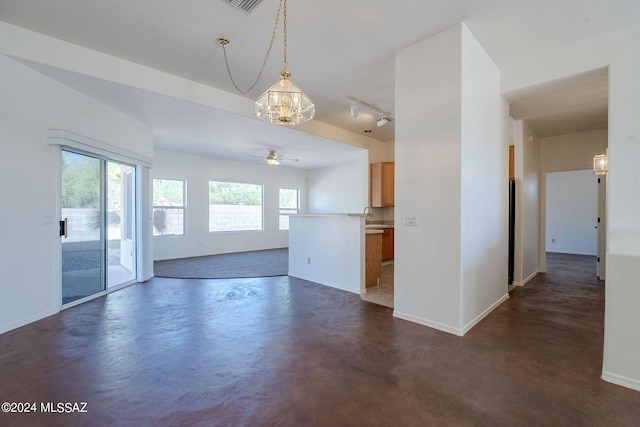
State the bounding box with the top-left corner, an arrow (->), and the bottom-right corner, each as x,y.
404,215 -> 418,226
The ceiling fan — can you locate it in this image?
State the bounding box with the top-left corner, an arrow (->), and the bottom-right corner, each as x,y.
250,150 -> 299,166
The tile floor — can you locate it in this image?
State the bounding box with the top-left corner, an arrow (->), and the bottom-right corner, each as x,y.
361,263 -> 394,307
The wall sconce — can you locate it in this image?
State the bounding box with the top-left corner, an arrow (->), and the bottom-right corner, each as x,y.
593,154 -> 608,175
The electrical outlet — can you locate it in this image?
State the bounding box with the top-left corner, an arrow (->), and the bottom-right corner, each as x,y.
307,257 -> 311,264
552,238 -> 556,243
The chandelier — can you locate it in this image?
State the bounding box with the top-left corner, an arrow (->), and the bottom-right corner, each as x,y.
218,0 -> 314,125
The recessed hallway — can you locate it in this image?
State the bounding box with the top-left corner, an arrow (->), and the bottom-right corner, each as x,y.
0,253 -> 639,426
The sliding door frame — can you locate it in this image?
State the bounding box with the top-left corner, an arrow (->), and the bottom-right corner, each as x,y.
60,149 -> 108,306
49,130 -> 153,309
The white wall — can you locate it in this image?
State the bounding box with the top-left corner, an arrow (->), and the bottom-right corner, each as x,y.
514,121 -> 540,283
152,149 -> 309,260
602,28 -> 640,392
368,140 -> 395,163
546,170 -> 597,255
539,129 -> 608,172
395,25 -> 463,334
288,215 -> 364,294
460,25 -> 510,330
0,54 -> 153,334
307,154 -> 368,213
501,25 -> 640,391
394,24 -> 509,336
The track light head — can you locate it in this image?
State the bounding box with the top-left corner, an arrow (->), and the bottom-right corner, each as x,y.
377,117 -> 391,127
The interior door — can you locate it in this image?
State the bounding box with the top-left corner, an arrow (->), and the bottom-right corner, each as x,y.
61,150 -> 106,304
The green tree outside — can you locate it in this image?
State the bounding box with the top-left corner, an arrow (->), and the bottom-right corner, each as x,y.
209,181 -> 262,205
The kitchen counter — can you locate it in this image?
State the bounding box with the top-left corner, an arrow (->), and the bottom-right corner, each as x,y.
288,213 -> 366,293
289,213 -> 367,217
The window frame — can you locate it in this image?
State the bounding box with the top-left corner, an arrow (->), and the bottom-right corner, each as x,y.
279,187 -> 300,231
208,180 -> 264,233
152,178 -> 186,237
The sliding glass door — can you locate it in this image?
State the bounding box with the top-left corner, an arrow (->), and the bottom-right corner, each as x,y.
107,161 -> 136,288
61,151 -> 105,304
61,150 -> 136,305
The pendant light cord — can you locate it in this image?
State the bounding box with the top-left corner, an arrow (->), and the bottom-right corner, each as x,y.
220,0 -> 288,95
282,0 -> 288,71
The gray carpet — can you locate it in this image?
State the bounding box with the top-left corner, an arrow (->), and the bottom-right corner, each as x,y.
153,248 -> 288,279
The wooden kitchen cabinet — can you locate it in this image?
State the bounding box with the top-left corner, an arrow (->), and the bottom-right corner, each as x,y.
365,232 -> 382,288
370,162 -> 394,207
381,228 -> 394,262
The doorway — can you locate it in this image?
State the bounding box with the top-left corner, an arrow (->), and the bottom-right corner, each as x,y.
542,169 -> 604,279
61,150 -> 137,305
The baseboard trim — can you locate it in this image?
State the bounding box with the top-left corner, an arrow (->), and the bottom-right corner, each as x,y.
513,270 -> 539,287
288,272 -> 361,295
0,308 -> 58,335
392,311 -> 464,336
602,371 -> 640,392
393,293 -> 509,337
461,293 -> 509,335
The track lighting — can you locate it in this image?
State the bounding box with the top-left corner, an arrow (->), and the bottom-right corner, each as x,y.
346,96 -> 393,127
377,117 -> 391,127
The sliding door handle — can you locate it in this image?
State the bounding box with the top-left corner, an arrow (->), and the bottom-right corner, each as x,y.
59,218 -> 68,238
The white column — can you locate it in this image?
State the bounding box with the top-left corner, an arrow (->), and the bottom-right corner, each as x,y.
394,24 -> 509,335
602,31 -> 640,391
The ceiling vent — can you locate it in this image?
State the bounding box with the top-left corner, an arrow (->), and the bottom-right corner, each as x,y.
222,0 -> 264,13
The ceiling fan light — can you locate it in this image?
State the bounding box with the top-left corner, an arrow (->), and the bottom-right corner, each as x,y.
265,150 -> 281,165
255,71 -> 315,125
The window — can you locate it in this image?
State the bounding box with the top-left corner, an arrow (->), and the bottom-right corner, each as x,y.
209,181 -> 263,232
152,179 -> 185,236
279,187 -> 299,230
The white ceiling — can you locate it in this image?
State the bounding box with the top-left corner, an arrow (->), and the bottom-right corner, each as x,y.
2,0 -> 638,164
16,59 -> 367,169
505,67 -> 609,138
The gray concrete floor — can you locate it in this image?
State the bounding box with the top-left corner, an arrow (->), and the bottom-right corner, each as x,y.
1,253 -> 640,426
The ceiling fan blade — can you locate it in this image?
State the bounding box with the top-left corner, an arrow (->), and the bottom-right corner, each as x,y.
247,151 -> 298,164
